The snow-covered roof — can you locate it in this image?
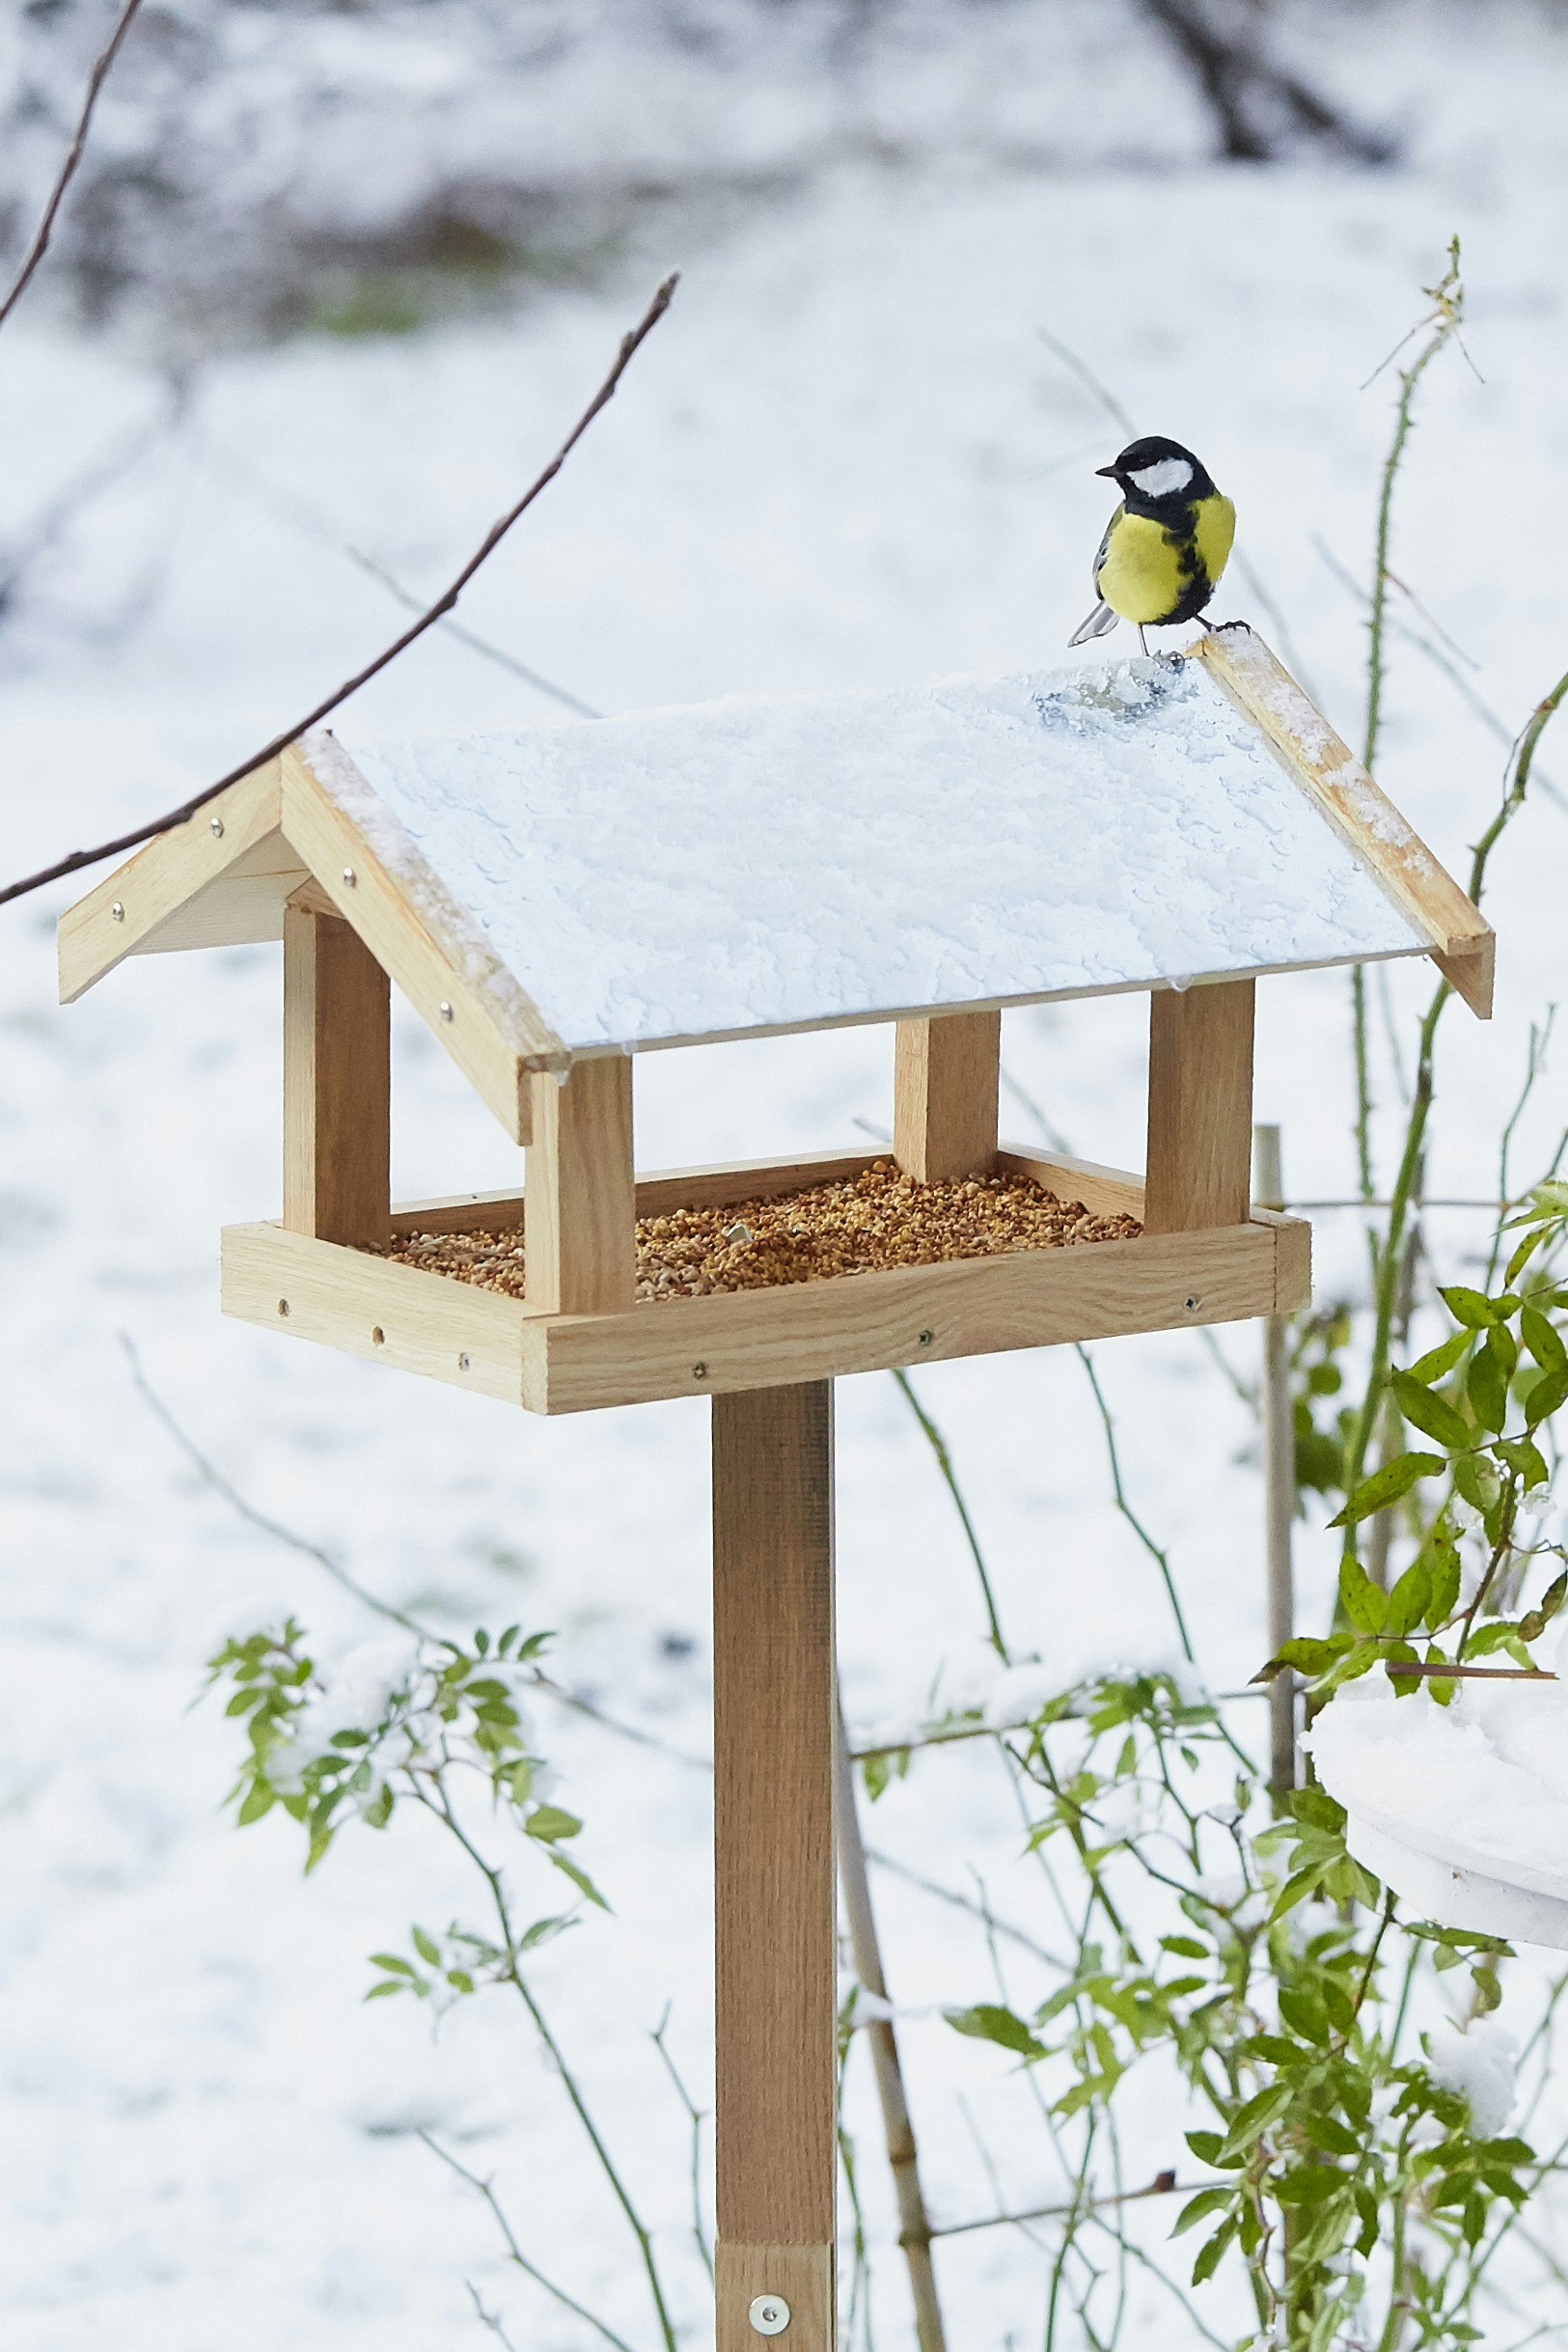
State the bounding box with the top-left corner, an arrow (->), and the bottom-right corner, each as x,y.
58,629 -> 1493,1133
316,638 -> 1472,1058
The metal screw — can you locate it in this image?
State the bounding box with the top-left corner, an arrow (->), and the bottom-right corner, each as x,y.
749,2297 -> 791,2338
371,1325 -> 386,1346
342,866 -> 357,887
438,1002 -> 454,1022
692,1362 -> 708,1380
1184,1295 -> 1200,1313
209,816 -> 224,837
277,1299 -> 289,1317
110,901 -> 124,922
918,1328 -> 934,1347
457,1352 -> 471,1371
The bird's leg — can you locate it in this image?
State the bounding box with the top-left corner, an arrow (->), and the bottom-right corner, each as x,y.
1138,625 -> 1149,655
1197,615 -> 1216,633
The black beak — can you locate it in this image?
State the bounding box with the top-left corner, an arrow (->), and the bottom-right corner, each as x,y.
1094,463 -> 1120,479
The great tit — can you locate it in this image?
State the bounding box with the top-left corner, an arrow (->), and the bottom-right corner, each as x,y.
1069,436 -> 1235,654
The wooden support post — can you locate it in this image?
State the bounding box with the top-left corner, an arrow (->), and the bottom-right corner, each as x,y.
712,1383 -> 837,2352
525,1055 -> 635,1314
1255,1123 -> 1297,1805
893,1010 -> 1001,1182
283,902 -> 391,1245
1142,981 -> 1255,1234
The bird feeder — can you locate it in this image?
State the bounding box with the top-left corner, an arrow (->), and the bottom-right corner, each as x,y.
61,623 -> 1491,2347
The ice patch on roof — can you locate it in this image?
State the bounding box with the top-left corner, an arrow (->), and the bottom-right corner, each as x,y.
329,654 -> 1428,1056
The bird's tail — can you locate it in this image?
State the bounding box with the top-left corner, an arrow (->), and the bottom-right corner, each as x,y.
1068,600 -> 1119,648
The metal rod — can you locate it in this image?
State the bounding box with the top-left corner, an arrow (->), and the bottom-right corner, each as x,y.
834,1695 -> 949,2352
1255,1125 -> 1297,1805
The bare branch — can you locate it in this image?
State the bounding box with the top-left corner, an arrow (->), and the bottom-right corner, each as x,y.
0,0 -> 149,335
0,272 -> 677,910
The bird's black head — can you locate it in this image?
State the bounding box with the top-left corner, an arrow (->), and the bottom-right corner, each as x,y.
1095,435 -> 1216,508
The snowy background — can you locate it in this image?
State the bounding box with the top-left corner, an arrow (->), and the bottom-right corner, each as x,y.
4,1 -> 1568,2345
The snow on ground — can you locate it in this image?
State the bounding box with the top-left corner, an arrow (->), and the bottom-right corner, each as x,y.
6,10 -> 1568,2345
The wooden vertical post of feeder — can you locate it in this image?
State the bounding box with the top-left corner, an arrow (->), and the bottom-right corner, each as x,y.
713,1381 -> 838,2352
282,899 -> 391,1246
525,1055 -> 636,1314
1143,980 -> 1255,1234
894,1010 -> 1001,1182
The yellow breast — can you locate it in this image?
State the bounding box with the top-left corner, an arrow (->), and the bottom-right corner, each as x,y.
1094,494 -> 1235,626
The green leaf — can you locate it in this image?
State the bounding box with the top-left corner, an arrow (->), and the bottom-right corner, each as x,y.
945,2004 -> 1046,2060
1186,2129 -> 1232,2167
526,1806 -> 583,1844
236,1781 -> 276,1826
1441,1286 -> 1499,1331
370,1952 -> 418,1976
1386,1555 -> 1433,1638
1468,1342 -> 1510,1434
1425,1525 -> 1462,1625
364,1979 -> 407,2001
1339,1556 -> 1388,1636
548,1850 -> 610,1910
1173,2188 -> 1231,2236
1331,1452 -> 1445,1528
1275,2166 -> 1346,2204
1522,1305 -> 1568,1372
1162,1936 -> 1209,1960
1191,2216 -> 1238,2285
1495,1435 -> 1550,1489
1525,1367 -> 1568,1430
1254,1636 -> 1349,1683
1218,2083 -> 1293,2163
1409,1331 -> 1472,1384
1390,1371 -> 1471,1450
1302,2113 -> 1360,2158
1519,1569 -> 1567,1646
446,1970 -> 476,1994
1278,1987 -> 1330,2044
412,1926 -> 442,1967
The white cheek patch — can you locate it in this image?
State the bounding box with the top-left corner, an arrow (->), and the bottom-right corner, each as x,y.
1128,457 -> 1193,498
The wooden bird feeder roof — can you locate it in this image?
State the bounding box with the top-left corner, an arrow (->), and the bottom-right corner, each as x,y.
58,625 -> 1491,1416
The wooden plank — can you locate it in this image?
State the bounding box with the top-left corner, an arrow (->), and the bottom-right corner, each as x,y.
387,1151 -> 886,1240
283,906 -> 392,1245
996,1144 -> 1145,1222
1143,980 -> 1255,1235
221,1222 -> 535,1402
894,1010 -> 1001,1181
527,1216 -> 1287,1414
715,2248 -> 833,2352
281,745 -> 559,1146
58,761 -> 284,1002
1190,625 -> 1494,1015
1253,1203 -> 1312,1312
713,1383 -> 836,2352
525,1057 -> 636,1314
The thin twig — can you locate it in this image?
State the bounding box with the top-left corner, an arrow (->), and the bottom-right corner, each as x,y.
465,2281 -> 522,2352
419,2132 -> 639,2352
195,430 -> 601,720
934,2170 -> 1186,2240
651,2006 -> 714,2283
1074,1344 -> 1195,1662
121,1330 -> 706,1761
0,0 -> 148,336
894,1368 -> 1010,1658
836,1696 -> 949,2352
0,273 -> 677,908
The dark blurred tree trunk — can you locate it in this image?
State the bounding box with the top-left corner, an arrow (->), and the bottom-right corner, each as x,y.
1140,0 -> 1394,163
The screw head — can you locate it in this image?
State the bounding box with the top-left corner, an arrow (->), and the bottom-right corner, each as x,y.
918,1328 -> 934,1347
457,1352 -> 471,1371
692,1361 -> 708,1380
749,2296 -> 791,2337
342,867 -> 357,887
438,1001 -> 454,1022
371,1325 -> 386,1346
277,1298 -> 289,1317
110,901 -> 124,922
1184,1295 -> 1200,1313
209,816 -> 224,837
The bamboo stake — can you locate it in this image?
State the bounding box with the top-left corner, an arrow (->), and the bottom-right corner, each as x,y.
833,1696 -> 949,2352
1255,1125 -> 1297,1804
